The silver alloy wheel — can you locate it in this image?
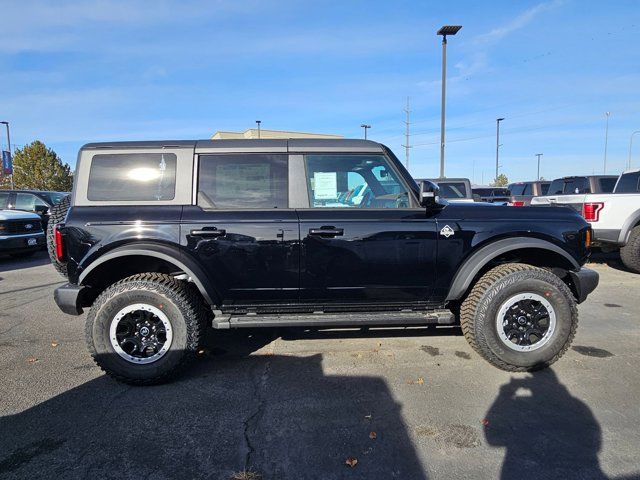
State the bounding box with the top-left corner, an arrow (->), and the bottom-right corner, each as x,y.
109,303 -> 173,364
496,293 -> 556,352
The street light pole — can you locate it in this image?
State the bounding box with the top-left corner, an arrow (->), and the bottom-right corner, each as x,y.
0,121 -> 13,189
255,120 -> 261,139
628,131 -> 640,170
495,117 -> 504,180
535,153 -> 543,180
360,124 -> 371,140
437,25 -> 462,178
603,112 -> 610,174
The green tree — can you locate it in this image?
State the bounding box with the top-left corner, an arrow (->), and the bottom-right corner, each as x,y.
491,173 -> 509,187
2,141 -> 73,191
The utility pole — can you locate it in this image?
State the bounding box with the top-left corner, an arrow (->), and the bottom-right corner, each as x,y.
401,97 -> 411,170
535,153 -> 543,180
0,121 -> 13,189
495,117 -> 504,180
627,130 -> 640,170
603,112 -> 610,174
360,124 -> 371,140
437,25 -> 462,178
255,120 -> 261,139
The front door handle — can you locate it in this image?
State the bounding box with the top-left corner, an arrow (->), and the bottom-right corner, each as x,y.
190,228 -> 226,237
309,227 -> 344,237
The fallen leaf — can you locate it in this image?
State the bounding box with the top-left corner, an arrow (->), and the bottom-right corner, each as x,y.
27,357 -> 39,364
481,419 -> 490,426
377,342 -> 382,347
369,431 -> 377,440
417,377 -> 425,385
345,457 -> 358,468
51,342 -> 59,348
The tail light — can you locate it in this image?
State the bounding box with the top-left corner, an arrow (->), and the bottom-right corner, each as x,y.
582,202 -> 604,222
510,201 -> 525,207
54,225 -> 65,261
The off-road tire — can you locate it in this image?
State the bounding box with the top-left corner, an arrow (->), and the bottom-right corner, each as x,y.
85,273 -> 209,385
460,263 -> 578,372
46,194 -> 71,278
620,225 -> 640,274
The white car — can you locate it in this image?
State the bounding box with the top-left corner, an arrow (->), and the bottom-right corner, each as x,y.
532,170 -> 640,272
0,209 -> 46,258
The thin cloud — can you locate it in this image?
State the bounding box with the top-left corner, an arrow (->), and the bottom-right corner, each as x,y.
474,0 -> 564,44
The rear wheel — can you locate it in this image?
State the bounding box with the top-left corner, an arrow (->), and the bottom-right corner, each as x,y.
620,225 -> 640,274
46,194 -> 71,278
460,263 -> 578,371
85,273 -> 209,385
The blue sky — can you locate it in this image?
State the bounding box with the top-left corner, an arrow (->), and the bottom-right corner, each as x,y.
0,0 -> 638,183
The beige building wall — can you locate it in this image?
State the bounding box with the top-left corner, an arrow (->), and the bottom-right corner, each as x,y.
212,128 -> 343,140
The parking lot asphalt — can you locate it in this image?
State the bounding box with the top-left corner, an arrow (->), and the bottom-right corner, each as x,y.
0,251 -> 639,480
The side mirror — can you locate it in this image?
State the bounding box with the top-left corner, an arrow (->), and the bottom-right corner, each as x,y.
34,205 -> 49,216
419,180 -> 442,208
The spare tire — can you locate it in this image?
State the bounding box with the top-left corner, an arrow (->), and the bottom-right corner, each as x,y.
47,194 -> 71,278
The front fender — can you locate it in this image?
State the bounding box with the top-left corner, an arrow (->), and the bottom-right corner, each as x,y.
445,237 -> 580,301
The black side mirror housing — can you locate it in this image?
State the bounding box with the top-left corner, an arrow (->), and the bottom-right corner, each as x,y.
34,205 -> 50,216
419,180 -> 442,208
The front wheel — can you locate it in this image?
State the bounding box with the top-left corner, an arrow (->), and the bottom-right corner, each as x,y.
460,263 -> 578,371
85,273 -> 208,385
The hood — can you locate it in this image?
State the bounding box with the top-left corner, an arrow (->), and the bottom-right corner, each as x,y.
0,209 -> 41,221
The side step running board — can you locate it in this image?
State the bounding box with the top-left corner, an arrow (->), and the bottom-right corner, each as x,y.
212,309 -> 455,329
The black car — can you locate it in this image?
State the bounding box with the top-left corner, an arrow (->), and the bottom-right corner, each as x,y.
472,187 -> 511,204
51,139 -> 598,385
0,190 -> 69,230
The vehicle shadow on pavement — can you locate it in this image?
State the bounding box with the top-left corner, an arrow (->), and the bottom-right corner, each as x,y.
0,337 -> 429,479
0,251 -> 51,274
485,369 -> 619,480
588,250 -> 632,274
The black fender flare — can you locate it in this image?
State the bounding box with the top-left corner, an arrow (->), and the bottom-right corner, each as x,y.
78,242 -> 220,306
445,237 -> 580,301
619,208 -> 640,245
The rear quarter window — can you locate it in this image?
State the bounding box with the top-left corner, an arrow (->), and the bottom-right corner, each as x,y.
88,153 -> 177,201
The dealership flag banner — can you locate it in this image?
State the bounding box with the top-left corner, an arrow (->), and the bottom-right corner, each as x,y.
2,151 -> 12,175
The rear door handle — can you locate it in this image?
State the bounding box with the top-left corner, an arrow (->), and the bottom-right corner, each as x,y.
309,227 -> 344,237
190,228 -> 226,237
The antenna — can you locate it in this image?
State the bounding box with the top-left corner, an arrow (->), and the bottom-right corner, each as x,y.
401,97 -> 412,170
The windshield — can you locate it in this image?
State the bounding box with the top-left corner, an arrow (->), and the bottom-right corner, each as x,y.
39,192 -> 68,205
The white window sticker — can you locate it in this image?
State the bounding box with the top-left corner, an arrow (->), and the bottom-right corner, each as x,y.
314,172 -> 338,200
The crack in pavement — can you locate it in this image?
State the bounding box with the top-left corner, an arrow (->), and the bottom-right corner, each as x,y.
242,338 -> 277,473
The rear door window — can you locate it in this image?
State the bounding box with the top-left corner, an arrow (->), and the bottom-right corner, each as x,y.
522,184 -> 533,195
0,191 -> 9,208
548,179 -> 564,194
88,153 -> 177,201
439,182 -> 467,199
197,154 -> 288,209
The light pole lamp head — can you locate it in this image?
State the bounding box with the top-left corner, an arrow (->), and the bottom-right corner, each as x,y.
497,117 -> 505,123
361,124 -> 371,129
0,121 -> 8,125
437,25 -> 462,37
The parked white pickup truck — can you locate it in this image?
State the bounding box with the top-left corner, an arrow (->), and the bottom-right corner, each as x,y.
531,170 -> 640,272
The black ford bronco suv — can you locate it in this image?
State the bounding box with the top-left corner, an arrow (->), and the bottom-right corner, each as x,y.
51,139 -> 598,385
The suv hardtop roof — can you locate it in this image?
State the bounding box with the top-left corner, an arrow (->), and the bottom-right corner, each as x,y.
80,138 -> 385,153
